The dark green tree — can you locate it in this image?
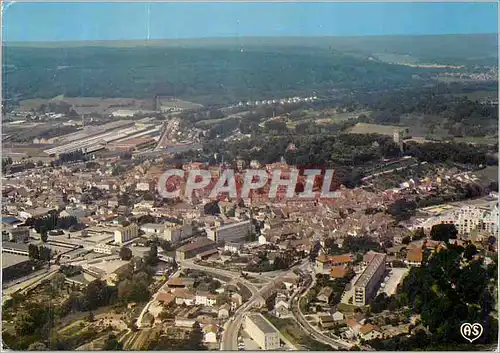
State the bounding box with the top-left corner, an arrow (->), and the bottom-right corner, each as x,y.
119,247 -> 133,261
430,224 -> 458,242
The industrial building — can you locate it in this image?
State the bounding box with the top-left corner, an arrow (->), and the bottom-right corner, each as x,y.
108,137 -> 157,153
353,252 -> 386,306
244,313 -> 281,350
205,219 -> 252,244
43,121 -> 159,156
175,237 -> 216,261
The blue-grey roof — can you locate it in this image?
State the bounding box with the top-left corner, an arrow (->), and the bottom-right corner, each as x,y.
1,217 -> 22,225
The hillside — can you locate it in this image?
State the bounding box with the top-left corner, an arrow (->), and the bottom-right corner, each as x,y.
3,34 -> 496,105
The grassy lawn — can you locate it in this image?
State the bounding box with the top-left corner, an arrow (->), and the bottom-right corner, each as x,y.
264,315 -> 334,351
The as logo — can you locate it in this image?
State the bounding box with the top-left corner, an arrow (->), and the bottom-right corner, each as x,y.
460,323 -> 483,343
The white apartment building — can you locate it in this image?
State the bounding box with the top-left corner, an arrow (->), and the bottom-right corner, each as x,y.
420,204 -> 499,235
244,313 -> 281,350
163,222 -> 193,243
353,252 -> 386,307
206,219 -> 252,244
114,223 -> 139,244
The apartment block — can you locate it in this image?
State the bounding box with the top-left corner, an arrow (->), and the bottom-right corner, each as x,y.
114,223 -> 139,244
420,204 -> 499,235
206,219 -> 252,244
244,313 -> 281,350
353,252 -> 386,307
164,222 -> 193,243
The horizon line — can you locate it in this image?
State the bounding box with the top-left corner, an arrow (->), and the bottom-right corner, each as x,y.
3,32 -> 498,45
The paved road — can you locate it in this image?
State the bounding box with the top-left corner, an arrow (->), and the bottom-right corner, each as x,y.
181,258 -> 314,351
290,274 -> 353,350
221,275 -> 288,351
136,270 -> 180,328
2,266 -> 60,304
2,267 -> 54,289
219,259 -> 312,351
180,260 -> 260,295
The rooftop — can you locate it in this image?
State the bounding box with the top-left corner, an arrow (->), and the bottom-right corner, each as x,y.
2,252 -> 31,269
246,313 -> 279,335
407,249 -> 423,263
1,217 -> 22,225
2,241 -> 30,252
360,323 -> 382,335
355,252 -> 386,288
177,237 -> 215,252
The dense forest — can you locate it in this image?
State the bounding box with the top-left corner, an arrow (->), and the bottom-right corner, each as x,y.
369,244 -> 498,350
3,45 -> 431,105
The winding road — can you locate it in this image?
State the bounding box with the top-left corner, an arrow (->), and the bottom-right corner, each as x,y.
290,274 -> 354,350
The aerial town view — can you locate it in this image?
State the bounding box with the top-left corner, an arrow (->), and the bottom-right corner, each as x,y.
1,1 -> 498,351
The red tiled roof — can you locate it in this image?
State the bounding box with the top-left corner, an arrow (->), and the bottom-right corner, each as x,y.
330,265 -> 350,278
347,319 -> 359,329
157,291 -> 175,304
407,249 -> 423,262
360,323 -> 382,335
178,238 -> 215,252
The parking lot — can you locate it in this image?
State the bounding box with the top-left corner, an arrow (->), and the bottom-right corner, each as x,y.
379,268 -> 409,296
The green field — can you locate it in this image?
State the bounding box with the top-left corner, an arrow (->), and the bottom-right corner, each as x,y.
348,122 -> 405,135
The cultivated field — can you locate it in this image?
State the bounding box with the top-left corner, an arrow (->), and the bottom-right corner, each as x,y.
158,97 -> 203,110
348,122 -> 405,136
304,109 -> 370,124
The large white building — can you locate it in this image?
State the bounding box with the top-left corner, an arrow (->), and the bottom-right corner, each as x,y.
419,204 -> 499,235
244,313 -> 281,350
140,223 -> 165,236
164,222 -> 193,243
114,223 -> 139,244
353,252 -> 386,307
206,219 -> 252,244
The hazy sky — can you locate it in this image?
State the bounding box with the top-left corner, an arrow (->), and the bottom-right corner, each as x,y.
3,2 -> 498,42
